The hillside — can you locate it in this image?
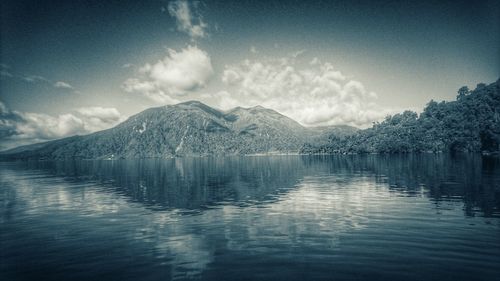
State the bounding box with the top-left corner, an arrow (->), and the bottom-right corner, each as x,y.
3,78 -> 498,160
0,101 -> 356,160
301,79 -> 500,154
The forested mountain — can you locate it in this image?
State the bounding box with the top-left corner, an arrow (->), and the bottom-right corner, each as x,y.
2,79 -> 498,160
0,101 -> 355,160
301,79 -> 500,154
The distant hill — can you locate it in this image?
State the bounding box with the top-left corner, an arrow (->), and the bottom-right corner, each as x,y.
4,78 -> 498,160
0,101 -> 356,160
301,79 -> 500,154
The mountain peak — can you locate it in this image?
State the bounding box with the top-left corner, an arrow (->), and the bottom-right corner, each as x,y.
251,105 -> 265,110
227,104 -> 276,114
173,101 -> 274,115
177,100 -> 205,107
0,100 -> 323,159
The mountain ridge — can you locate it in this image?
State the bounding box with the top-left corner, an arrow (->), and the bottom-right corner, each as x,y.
1,101 -> 357,160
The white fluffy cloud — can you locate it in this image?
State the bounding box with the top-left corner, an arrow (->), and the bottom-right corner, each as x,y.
76,106 -> 126,132
168,0 -> 207,40
144,46 -> 213,93
123,45 -> 213,104
218,56 -> 393,127
0,102 -> 125,150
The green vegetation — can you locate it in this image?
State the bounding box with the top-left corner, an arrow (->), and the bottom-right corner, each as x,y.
301,79 -> 500,154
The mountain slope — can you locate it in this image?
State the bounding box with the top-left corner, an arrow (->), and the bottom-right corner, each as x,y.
1,101 -> 354,160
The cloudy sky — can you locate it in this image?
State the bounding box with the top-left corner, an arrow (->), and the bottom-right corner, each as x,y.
1,0 -> 499,150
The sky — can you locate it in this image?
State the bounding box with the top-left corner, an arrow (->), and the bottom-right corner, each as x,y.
1,0 -> 499,150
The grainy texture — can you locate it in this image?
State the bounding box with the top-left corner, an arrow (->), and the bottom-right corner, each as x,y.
301,80 -> 500,154
0,101 -> 355,159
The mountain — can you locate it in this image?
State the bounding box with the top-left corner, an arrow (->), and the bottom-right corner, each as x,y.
0,101 -> 356,160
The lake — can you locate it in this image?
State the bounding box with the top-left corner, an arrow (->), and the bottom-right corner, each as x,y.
1,154 -> 499,281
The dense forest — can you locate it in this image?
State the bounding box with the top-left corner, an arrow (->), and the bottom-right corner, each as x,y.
301,79 -> 500,154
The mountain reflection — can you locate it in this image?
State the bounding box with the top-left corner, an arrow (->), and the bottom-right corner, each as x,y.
1,154 -> 500,281
10,153 -> 500,217
15,156 -> 306,210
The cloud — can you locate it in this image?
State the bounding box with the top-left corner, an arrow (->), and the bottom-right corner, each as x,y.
76,106 -> 126,132
310,57 -> 320,65
217,56 -> 393,127
123,45 -> 212,104
34,77 -> 77,92
0,65 -> 77,92
0,104 -> 85,150
0,101 -> 125,150
23,75 -> 49,83
213,91 -> 240,110
145,46 -> 213,92
291,49 -> 306,58
122,78 -> 181,104
168,0 -> 207,40
221,69 -> 241,84
54,81 -> 74,89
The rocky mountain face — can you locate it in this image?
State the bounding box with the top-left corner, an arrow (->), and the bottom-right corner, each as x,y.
0,101 -> 357,160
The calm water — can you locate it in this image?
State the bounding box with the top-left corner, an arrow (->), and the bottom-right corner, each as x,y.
1,154 -> 499,281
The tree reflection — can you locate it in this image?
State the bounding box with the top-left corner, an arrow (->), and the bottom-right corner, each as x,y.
13,153 -> 500,217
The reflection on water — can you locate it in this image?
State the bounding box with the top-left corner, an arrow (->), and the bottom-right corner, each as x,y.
1,154 -> 499,281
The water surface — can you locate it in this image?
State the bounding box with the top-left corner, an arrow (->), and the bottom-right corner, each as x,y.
1,154 -> 499,281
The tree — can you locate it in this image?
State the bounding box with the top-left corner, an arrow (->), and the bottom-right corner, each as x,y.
457,86 -> 470,100
301,79 -> 500,154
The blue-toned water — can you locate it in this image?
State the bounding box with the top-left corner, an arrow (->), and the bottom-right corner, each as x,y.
1,154 -> 499,281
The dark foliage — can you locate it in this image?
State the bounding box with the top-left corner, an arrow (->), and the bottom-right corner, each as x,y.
301,79 -> 500,154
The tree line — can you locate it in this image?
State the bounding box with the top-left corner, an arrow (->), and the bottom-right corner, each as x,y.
301,79 -> 500,154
